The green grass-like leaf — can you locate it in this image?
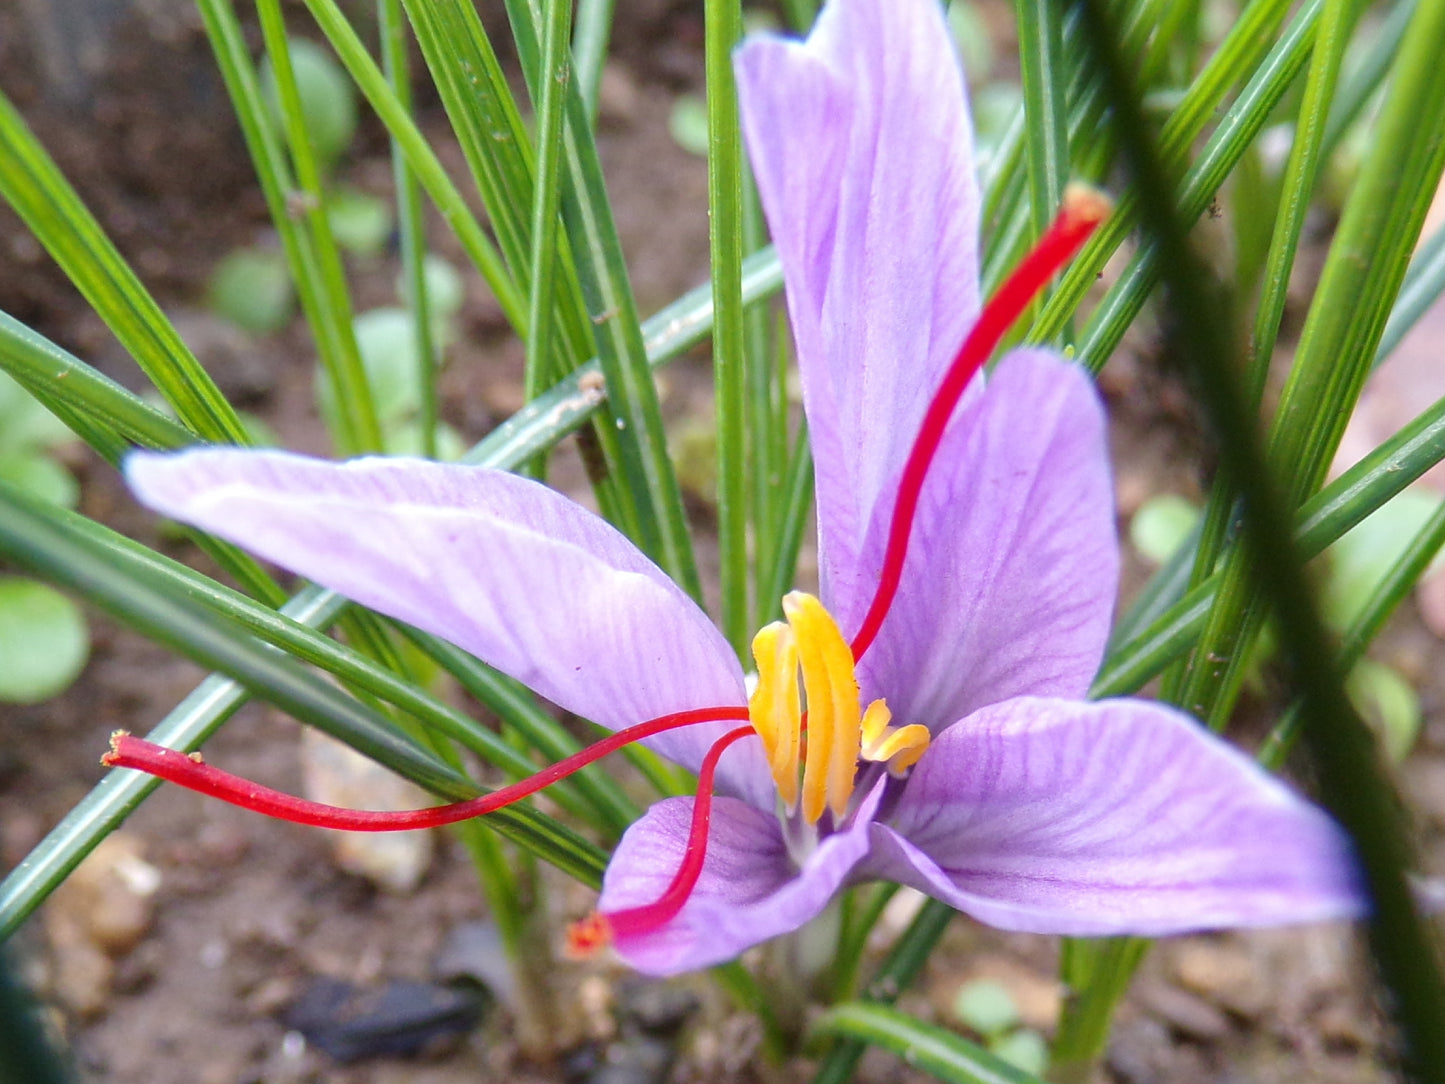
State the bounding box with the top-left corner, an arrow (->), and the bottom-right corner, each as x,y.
0,483 -> 607,922
705,0 -> 750,655
813,900 -> 956,1084
0,241 -> 784,939
521,0 -> 575,476
813,1001 -> 1044,1084
1069,0 -> 1445,1074
0,91 -> 249,447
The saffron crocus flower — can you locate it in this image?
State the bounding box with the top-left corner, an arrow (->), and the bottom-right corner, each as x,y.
115,0 -> 1362,975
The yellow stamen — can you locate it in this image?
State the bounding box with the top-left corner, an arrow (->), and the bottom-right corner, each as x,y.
859,700 -> 893,747
860,699 -> 931,776
748,621 -> 801,808
746,592 -> 930,824
783,592 -> 863,823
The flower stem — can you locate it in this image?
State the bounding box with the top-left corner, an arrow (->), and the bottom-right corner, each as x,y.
850,187 -> 1109,661
102,706 -> 748,831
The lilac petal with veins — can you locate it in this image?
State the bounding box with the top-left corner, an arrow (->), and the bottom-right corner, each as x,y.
598,783 -> 886,974
855,352 -> 1119,729
126,449 -> 771,803
866,697 -> 1364,935
736,0 -> 983,609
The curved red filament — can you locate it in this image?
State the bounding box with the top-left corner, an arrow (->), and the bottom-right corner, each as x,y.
570,724 -> 755,951
849,188 -> 1110,662
102,706 -> 749,831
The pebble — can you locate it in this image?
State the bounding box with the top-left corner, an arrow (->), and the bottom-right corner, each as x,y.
246,975 -> 299,1017
43,833 -> 160,1017
283,974 -> 486,1062
577,974 -> 616,1040
1333,298 -> 1445,493
300,730 -> 434,894
46,935 -> 112,1019
564,1035 -> 676,1084
562,979 -> 699,1084
1136,981 -> 1231,1041
1313,1000 -> 1380,1049
1107,1017 -> 1174,1084
868,887 -> 927,944
614,979 -> 698,1037
1415,570 -> 1445,639
0,806 -> 43,867
477,356 -> 529,419
1402,754 -> 1445,830
597,63 -> 641,127
432,920 -> 514,1004
1108,1017 -> 1212,1084
1170,940 -> 1269,1018
1115,464 -> 1156,518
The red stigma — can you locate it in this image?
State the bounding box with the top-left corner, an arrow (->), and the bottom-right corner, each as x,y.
103,708 -> 749,832
564,912 -> 613,958
849,187 -> 1110,662
573,724 -> 755,949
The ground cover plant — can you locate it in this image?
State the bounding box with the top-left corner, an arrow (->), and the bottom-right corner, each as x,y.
3,0 -> 1445,1080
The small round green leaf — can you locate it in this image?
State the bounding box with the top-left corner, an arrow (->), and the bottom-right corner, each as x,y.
352,307 -> 422,423
0,453 -> 80,510
316,307 -> 450,437
989,1030 -> 1049,1077
385,420 -> 466,459
1346,657 -> 1421,764
237,410 -> 280,449
670,418 -> 718,505
742,9 -> 779,34
416,255 -> 465,321
327,187 -> 393,258
1130,493 -> 1201,566
668,95 -> 710,157
0,371 -> 75,454
0,578 -> 89,704
208,247 -> 295,335
947,2 -> 995,83
1322,489 -> 1443,632
972,83 -> 1024,162
952,979 -> 1020,1038
260,37 -> 359,170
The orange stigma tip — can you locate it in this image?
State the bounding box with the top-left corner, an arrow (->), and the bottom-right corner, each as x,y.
565,913 -> 614,959
1062,183 -> 1112,229
101,730 -> 129,766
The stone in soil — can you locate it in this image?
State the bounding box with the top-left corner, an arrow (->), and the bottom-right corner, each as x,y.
43,832 -> 160,1017
1170,939 -> 1270,1019
282,974 -> 487,1063
300,728 -> 435,894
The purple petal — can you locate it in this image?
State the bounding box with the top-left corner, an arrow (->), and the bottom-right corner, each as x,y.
599,783 -> 886,974
866,697 -> 1364,935
853,351 -> 1118,729
126,449 -> 770,803
736,0 -> 982,605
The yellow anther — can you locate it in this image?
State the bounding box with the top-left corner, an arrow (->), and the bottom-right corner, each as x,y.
783,592 -> 862,823
860,699 -> 893,748
860,701 -> 931,777
748,621 -> 801,808
747,593 -> 932,824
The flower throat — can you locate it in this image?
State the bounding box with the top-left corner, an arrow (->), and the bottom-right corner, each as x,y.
103,187 -> 1109,955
